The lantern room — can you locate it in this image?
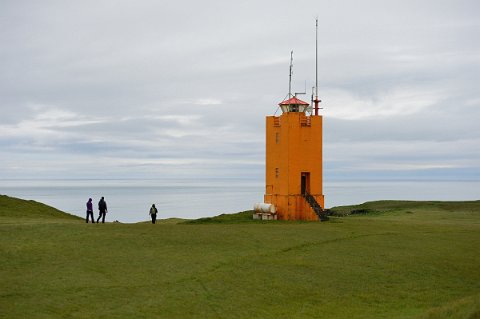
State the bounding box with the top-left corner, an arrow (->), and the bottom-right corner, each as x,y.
279,96 -> 310,113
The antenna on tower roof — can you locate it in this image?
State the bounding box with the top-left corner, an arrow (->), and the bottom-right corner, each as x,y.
313,17 -> 322,115
315,18 -> 318,100
288,50 -> 293,98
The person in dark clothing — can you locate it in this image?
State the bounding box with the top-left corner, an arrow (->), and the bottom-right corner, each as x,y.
149,204 -> 158,224
97,197 -> 108,223
86,198 -> 95,223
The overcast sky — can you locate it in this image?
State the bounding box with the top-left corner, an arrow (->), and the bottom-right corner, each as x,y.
1,0 -> 479,182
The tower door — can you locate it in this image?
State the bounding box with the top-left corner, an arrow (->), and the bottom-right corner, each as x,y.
301,172 -> 310,195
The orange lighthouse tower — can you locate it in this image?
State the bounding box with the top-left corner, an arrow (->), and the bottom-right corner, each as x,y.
263,95 -> 326,220
256,20 -> 326,221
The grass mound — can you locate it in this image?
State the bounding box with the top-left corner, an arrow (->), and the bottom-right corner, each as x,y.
329,200 -> 480,217
182,210 -> 254,224
0,194 -> 81,222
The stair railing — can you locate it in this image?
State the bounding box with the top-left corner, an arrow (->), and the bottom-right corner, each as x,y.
303,192 -> 329,221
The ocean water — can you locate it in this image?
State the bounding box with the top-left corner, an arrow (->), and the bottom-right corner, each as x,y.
1,179 -> 479,223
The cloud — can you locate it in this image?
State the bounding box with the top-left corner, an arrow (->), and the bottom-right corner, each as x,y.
323,88 -> 439,120
0,0 -> 479,181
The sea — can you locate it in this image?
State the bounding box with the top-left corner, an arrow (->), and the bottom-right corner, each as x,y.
1,179 -> 479,223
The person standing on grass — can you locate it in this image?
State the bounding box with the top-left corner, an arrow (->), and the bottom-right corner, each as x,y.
86,198 -> 95,223
149,204 -> 158,224
97,197 -> 108,223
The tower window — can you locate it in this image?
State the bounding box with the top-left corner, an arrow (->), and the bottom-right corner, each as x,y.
275,168 -> 279,178
275,132 -> 280,144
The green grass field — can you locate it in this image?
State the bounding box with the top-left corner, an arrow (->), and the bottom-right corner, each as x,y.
1,194 -> 479,318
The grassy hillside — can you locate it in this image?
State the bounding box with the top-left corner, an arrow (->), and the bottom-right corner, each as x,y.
0,194 -> 82,223
329,200 -> 480,217
1,196 -> 479,318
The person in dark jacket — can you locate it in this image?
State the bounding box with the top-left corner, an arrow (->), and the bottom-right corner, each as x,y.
86,198 -> 94,223
97,197 -> 108,223
149,204 -> 158,224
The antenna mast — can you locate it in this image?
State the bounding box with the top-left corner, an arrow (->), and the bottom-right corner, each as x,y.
289,50 -> 293,97
314,18 -> 321,116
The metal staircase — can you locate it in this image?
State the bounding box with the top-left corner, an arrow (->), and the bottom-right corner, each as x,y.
303,192 -> 329,221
